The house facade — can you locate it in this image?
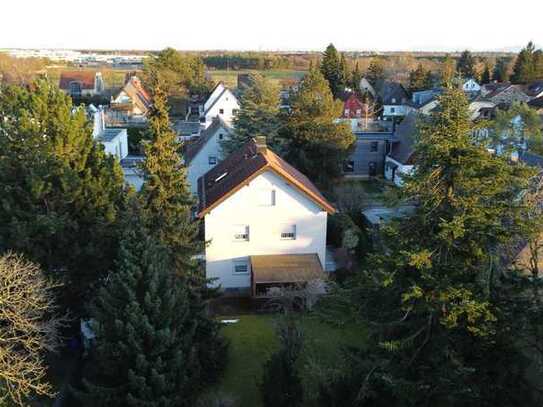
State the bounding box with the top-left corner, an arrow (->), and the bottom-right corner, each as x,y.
89,106 -> 128,160
462,78 -> 481,93
201,82 -> 240,128
384,113 -> 418,186
185,117 -> 232,195
343,132 -> 394,178
198,138 -> 334,296
109,75 -> 151,124
59,71 -> 104,97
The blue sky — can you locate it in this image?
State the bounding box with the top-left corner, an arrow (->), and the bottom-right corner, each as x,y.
2,0 -> 542,51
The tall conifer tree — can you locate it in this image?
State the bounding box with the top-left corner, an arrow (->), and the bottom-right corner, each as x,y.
320,44 -> 343,98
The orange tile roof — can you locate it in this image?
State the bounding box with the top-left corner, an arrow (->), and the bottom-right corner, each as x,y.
197,138 -> 335,217
59,71 -> 97,90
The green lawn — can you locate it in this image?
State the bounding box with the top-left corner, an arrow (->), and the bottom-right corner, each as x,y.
207,69 -> 306,89
210,314 -> 366,407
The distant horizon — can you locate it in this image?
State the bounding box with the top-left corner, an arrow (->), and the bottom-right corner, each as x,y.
2,0 -> 542,53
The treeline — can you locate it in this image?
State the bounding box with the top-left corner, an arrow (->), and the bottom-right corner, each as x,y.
202,52 -> 293,70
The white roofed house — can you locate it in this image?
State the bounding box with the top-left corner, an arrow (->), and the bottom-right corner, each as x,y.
197,137 -> 335,297
183,117 -> 232,195
462,78 -> 481,94
89,105 -> 128,161
199,82 -> 240,128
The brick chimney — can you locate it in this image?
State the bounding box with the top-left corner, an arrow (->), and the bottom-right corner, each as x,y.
255,136 -> 267,153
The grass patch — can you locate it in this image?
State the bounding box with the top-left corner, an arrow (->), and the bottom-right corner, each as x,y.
212,314 -> 366,407
207,69 -> 306,89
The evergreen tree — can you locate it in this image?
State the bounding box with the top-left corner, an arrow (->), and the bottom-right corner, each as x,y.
366,58 -> 385,83
408,63 -> 433,92
339,53 -> 350,91
511,42 -> 537,84
350,62 -> 363,93
440,54 -> 457,87
282,67 -> 355,188
457,50 -> 476,78
492,58 -> 509,82
261,317 -> 304,407
223,73 -> 283,155
481,63 -> 492,84
534,50 -> 543,80
77,202 -> 201,406
139,80 -> 228,386
318,89 -> 536,406
0,80 -> 125,312
320,44 -> 343,98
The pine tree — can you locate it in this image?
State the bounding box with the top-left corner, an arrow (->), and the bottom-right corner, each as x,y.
223,73 -> 282,155
139,80 -> 228,386
350,61 -> 363,93
492,58 -> 509,82
440,54 -> 457,87
140,80 -> 199,270
457,50 -> 476,78
534,49 -> 543,80
261,317 -> 304,407
511,42 -> 537,84
481,63 -> 492,84
318,89 -> 536,406
320,44 -> 343,98
282,67 -> 355,188
366,58 -> 385,83
77,202 -> 201,406
0,80 -> 125,312
339,53 -> 350,91
408,63 -> 432,92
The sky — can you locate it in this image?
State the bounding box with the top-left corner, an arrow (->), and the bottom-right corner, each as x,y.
2,0 -> 542,52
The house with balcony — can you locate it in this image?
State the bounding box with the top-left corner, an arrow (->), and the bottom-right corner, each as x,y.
197,137 -> 335,296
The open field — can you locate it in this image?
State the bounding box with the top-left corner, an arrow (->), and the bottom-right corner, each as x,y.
210,314 -> 366,407
207,69 -> 306,88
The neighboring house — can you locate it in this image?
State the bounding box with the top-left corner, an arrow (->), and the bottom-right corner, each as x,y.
121,155 -> 145,191
483,83 -> 531,106
59,71 -> 104,97
375,80 -> 412,119
200,82 -> 240,128
342,93 -> 365,118
526,81 -> 543,99
197,137 -> 335,296
411,88 -> 444,107
89,105 -> 128,160
469,100 -> 497,121
385,113 -> 417,186
184,117 -> 232,195
528,96 -> 543,115
343,130 -> 395,178
462,78 -> 481,93
174,120 -> 203,141
109,75 -> 151,123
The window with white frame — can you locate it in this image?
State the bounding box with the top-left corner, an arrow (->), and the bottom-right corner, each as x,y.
280,224 -> 296,240
258,189 -> 276,206
233,259 -> 249,274
232,225 -> 249,241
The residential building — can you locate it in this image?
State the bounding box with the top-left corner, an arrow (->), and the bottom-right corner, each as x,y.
375,80 -> 412,119
526,81 -> 543,99
184,117 -> 232,195
197,137 -> 335,296
343,129 -> 395,178
120,155 -> 145,191
462,78 -> 481,93
342,93 -> 365,118
200,82 -> 240,128
89,105 -> 128,160
109,75 -> 151,124
359,77 -> 377,98
59,71 -> 104,97
384,113 -> 417,186
481,83 -> 531,106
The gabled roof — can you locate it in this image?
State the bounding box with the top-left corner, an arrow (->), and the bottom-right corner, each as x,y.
375,80 -> 409,105
183,117 -> 232,164
529,96 -> 543,109
197,138 -> 335,217
389,113 -> 418,165
519,151 -> 543,169
59,71 -> 97,90
115,76 -> 152,112
526,81 -> 543,97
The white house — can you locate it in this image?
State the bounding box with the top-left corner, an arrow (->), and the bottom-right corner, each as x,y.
109,75 -> 151,124
385,113 -> 417,186
184,117 -> 232,195
200,82 -> 240,128
197,137 -> 335,296
462,78 -> 481,93
89,105 -> 128,160
59,71 -> 104,98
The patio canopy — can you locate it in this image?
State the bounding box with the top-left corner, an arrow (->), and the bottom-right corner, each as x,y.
250,254 -> 324,285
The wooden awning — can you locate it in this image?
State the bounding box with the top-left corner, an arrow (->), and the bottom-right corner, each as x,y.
250,254 -> 324,285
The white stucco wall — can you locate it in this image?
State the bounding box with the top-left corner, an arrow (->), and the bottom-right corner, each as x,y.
204,170 -> 328,290
203,89 -> 239,128
383,104 -> 414,117
384,156 -> 413,187
204,83 -> 226,112
102,129 -> 128,160
187,125 -> 230,195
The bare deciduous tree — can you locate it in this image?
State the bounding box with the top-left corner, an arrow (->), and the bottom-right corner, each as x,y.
0,252 -> 66,406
